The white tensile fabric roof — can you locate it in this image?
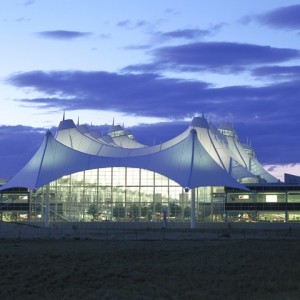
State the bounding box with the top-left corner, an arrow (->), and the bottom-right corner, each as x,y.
0,116 -> 278,191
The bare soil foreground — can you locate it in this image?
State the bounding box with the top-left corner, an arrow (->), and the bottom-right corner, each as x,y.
1,239 -> 300,300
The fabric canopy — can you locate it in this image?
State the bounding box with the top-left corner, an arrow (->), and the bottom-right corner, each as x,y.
1,128 -> 248,191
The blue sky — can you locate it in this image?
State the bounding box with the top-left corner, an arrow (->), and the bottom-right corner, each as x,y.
1,0 -> 300,180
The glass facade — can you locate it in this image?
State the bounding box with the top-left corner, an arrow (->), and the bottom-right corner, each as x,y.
2,170 -> 300,223
0,190 -> 30,222
22,167 -> 224,223
225,188 -> 300,222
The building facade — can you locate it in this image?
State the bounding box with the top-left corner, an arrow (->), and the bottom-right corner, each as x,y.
2,116 -> 299,224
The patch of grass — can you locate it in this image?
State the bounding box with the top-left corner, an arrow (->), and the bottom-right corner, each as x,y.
0,240 -> 300,299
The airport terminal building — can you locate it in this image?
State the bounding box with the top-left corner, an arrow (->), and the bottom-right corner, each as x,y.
1,115 -> 300,225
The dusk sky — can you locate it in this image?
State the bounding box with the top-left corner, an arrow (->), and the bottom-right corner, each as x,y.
1,0 -> 300,180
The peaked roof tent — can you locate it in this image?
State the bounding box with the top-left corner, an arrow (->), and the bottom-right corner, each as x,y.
0,128 -> 247,191
0,116 -> 277,191
108,124 -> 123,134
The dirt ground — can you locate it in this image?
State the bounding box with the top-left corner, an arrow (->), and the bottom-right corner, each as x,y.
0,239 -> 299,300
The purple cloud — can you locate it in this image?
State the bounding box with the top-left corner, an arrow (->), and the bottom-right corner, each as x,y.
124,42 -> 300,73
16,17 -> 31,22
7,70 -> 211,118
152,42 -> 300,71
23,0 -> 35,6
117,20 -> 131,28
252,65 -> 300,80
117,20 -> 150,29
6,70 -> 300,127
159,29 -> 211,40
258,5 -> 300,30
0,125 -> 45,178
155,24 -> 226,41
123,45 -> 152,50
36,30 -> 92,40
129,121 -> 188,145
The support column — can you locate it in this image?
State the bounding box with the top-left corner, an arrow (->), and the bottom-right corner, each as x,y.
0,193 -> 3,222
45,184 -> 50,228
54,181 -> 58,221
191,188 -> 196,229
285,191 -> 288,222
110,167 -> 113,221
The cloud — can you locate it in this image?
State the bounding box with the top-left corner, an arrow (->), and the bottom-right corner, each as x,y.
116,20 -> 150,29
36,30 -> 92,40
129,121 -> 188,145
98,34 -> 111,39
263,163 -> 300,181
158,29 -> 211,40
124,42 -> 300,74
258,4 -> 300,30
0,125 -> 45,178
152,42 -> 300,72
23,0 -> 35,6
122,25 -> 225,52
122,63 -> 160,72
123,44 -> 152,50
117,20 -> 131,28
15,17 -> 31,22
234,119 -> 300,165
164,8 -> 180,16
251,65 -> 300,80
154,24 -> 226,42
6,70 -> 300,126
7,70 -> 211,118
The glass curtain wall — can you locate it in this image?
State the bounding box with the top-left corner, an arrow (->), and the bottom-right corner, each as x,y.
226,191 -> 288,222
29,167 -> 226,222
0,191 -> 29,222
288,192 -> 300,221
